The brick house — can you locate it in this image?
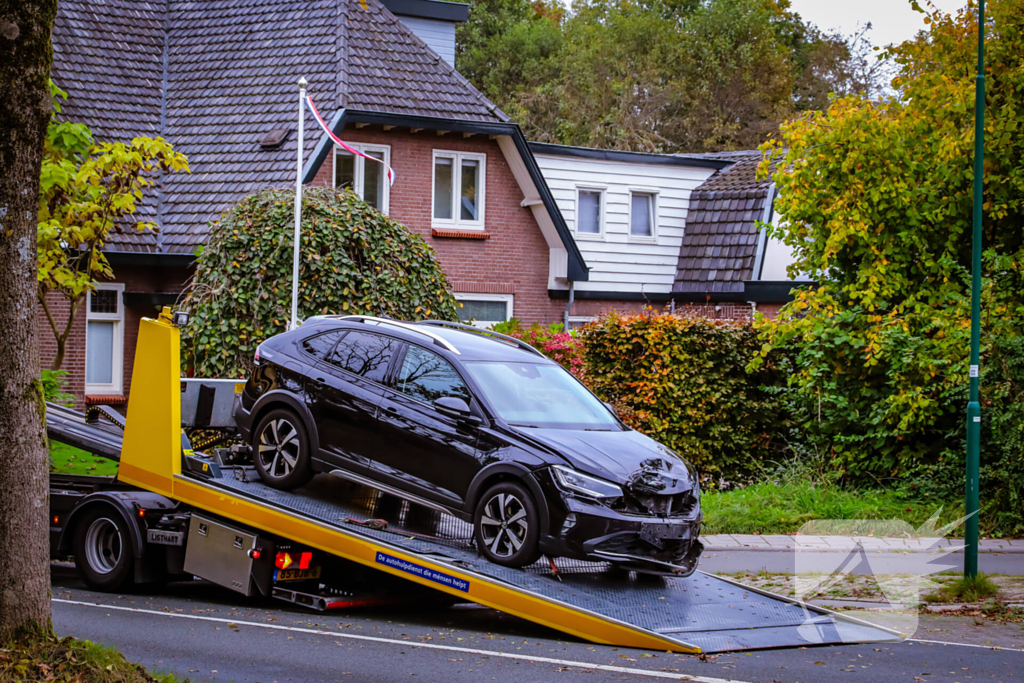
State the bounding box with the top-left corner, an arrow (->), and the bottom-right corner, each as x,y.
46,0 -> 587,407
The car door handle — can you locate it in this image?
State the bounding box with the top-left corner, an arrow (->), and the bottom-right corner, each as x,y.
311,377 -> 326,388
382,404 -> 399,414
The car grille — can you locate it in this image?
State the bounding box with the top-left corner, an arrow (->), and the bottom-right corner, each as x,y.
595,535 -> 690,561
618,491 -> 697,517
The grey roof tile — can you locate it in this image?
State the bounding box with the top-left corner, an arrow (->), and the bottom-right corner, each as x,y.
673,151 -> 773,294
52,0 -> 506,254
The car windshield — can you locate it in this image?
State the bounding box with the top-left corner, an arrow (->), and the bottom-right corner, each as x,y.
464,361 -> 620,430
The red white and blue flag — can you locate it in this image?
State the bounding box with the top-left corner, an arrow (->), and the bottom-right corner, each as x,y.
305,95 -> 396,186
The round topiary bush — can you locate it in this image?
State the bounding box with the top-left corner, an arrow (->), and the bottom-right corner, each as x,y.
180,187 -> 460,377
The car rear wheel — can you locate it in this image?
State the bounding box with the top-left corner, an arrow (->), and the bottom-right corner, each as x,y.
474,481 -> 542,568
252,408 -> 313,490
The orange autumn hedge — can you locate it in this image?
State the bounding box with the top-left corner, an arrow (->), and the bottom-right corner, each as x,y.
579,311 -> 792,485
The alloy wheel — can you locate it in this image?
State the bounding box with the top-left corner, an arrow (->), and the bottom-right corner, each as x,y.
258,418 -> 300,478
479,492 -> 529,558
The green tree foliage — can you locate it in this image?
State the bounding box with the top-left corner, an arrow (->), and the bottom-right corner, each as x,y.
180,187 -> 461,378
754,0 -> 1024,522
457,0 -> 882,152
581,312 -> 792,483
37,83 -> 189,369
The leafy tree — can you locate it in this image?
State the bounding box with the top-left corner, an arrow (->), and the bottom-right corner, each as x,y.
0,0 -> 58,642
37,85 -> 189,370
754,0 -> 1024,501
180,187 -> 461,378
457,0 -> 888,152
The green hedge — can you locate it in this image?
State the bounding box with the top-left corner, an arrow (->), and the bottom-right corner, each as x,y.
580,312 -> 792,484
180,187 -> 460,378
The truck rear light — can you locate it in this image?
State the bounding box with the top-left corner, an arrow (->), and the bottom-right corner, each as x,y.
138,508 -> 146,518
249,548 -> 262,560
275,552 -> 293,569
298,552 -> 313,570
53,515 -> 59,525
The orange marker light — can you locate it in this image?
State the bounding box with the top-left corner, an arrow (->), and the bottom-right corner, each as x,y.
138,508 -> 146,518
53,516 -> 59,525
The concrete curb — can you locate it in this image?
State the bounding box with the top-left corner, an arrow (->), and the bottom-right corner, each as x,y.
702,534 -> 1024,554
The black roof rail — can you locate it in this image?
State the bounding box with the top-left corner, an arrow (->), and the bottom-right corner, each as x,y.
416,320 -> 545,358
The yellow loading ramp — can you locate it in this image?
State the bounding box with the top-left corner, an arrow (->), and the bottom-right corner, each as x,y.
118,313 -> 904,654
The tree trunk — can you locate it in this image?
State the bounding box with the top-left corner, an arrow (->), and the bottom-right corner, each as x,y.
0,0 -> 58,641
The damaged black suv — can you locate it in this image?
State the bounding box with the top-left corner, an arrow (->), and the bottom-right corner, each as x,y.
234,316 -> 703,573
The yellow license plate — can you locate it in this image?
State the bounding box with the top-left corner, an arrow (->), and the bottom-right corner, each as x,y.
276,566 -> 322,582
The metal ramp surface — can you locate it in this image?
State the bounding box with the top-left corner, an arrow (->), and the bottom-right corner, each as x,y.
192,468 -> 902,653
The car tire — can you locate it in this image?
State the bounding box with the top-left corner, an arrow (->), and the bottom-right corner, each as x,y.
73,506 -> 135,592
473,481 -> 542,568
252,408 -> 314,490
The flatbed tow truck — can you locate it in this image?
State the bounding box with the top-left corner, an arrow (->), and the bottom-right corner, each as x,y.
46,310 -> 903,654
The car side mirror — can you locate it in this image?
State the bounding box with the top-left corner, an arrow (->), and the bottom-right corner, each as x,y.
434,397 -> 481,424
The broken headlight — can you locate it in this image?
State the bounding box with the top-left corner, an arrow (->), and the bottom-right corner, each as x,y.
551,465 -> 623,500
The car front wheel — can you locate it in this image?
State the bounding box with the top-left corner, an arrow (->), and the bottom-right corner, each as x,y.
474,481 -> 542,568
252,408 -> 313,490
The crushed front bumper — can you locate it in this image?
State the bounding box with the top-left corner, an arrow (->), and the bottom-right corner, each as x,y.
535,472 -> 704,575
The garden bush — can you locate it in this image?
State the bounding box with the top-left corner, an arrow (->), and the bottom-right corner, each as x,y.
180,187 -> 460,378
491,319 -> 586,378
579,311 -> 792,484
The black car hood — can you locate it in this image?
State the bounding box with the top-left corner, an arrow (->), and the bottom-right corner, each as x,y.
513,427 -> 696,495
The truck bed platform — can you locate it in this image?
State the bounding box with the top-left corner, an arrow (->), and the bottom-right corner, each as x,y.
183,466 -> 900,653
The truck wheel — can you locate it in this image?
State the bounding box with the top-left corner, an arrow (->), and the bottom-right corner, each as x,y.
474,481 -> 542,568
73,507 -> 134,592
252,408 -> 313,490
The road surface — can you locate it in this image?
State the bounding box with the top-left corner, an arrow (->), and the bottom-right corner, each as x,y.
51,568 -> 1022,683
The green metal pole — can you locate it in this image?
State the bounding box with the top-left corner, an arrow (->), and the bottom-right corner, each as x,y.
965,0 -> 985,580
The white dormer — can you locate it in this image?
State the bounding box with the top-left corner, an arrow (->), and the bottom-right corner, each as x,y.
381,0 -> 467,66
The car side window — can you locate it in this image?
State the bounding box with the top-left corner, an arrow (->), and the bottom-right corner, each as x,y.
301,330 -> 343,359
326,331 -> 397,383
397,345 -> 471,406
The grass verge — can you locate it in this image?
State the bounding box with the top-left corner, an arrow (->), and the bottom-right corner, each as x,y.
49,440 -> 118,477
0,628 -> 185,682
701,480 -> 963,536
924,573 -> 1002,603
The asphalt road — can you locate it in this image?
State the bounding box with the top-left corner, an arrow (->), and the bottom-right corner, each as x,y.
51,569 -> 1023,683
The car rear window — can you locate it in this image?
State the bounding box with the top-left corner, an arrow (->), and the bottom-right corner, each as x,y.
301,330 -> 343,359
327,331 -> 397,383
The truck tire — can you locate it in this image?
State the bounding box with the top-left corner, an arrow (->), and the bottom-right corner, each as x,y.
73,506 -> 135,592
252,408 -> 314,490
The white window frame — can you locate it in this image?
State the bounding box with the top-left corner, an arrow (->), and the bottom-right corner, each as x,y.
333,143 -> 391,215
574,185 -> 606,240
432,150 -> 486,231
567,315 -> 597,330
628,188 -> 659,243
454,293 -> 513,328
84,283 -> 125,395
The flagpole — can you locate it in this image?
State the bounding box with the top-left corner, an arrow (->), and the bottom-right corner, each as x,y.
291,76 -> 307,331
